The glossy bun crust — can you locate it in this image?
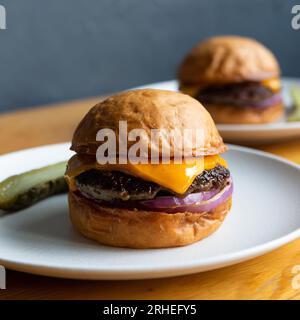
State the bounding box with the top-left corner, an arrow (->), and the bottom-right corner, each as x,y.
178,36 -> 280,86
69,191 -> 232,249
205,102 -> 283,124
71,89 -> 227,157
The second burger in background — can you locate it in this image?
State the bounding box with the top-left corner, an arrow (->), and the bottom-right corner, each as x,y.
65,89 -> 233,248
178,36 -> 283,124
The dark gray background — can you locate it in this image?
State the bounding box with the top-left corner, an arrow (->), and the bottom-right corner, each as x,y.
0,0 -> 298,112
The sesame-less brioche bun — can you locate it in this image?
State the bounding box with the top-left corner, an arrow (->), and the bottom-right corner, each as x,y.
178,36 -> 280,86
68,191 -> 232,249
71,89 -> 226,156
205,102 -> 284,124
68,89 -> 231,249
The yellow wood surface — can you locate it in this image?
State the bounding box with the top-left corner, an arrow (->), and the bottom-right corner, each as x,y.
1,98 -> 300,300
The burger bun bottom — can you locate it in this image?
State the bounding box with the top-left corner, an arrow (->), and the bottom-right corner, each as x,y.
68,192 -> 232,249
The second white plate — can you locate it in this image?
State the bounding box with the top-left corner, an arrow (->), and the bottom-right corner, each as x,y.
135,77 -> 300,145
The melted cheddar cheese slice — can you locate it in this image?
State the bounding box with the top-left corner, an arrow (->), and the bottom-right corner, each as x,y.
261,78 -> 281,92
65,154 -> 227,194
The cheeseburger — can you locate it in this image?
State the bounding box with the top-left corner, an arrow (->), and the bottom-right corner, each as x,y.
65,89 -> 233,248
178,36 -> 283,124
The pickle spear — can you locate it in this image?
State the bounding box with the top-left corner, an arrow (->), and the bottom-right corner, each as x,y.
287,87 -> 300,122
0,161 -> 68,212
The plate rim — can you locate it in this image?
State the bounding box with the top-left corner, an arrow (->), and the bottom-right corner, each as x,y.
1,143 -> 300,280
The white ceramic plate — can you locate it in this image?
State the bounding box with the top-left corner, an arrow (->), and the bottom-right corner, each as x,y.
1,143 -> 300,280
135,77 -> 300,145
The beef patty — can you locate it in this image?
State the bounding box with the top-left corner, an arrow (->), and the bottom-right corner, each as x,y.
197,82 -> 275,107
75,165 -> 230,201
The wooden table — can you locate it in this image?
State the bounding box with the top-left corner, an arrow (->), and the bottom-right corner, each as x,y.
1,97 -> 300,300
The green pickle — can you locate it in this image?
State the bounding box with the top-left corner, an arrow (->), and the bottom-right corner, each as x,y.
0,161 -> 68,212
287,87 -> 300,122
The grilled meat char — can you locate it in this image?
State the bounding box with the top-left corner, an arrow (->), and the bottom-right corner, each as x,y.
197,82 -> 275,108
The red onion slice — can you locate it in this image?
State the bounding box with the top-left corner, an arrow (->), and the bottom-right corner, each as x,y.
139,180 -> 233,213
249,93 -> 282,109
139,188 -> 221,208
